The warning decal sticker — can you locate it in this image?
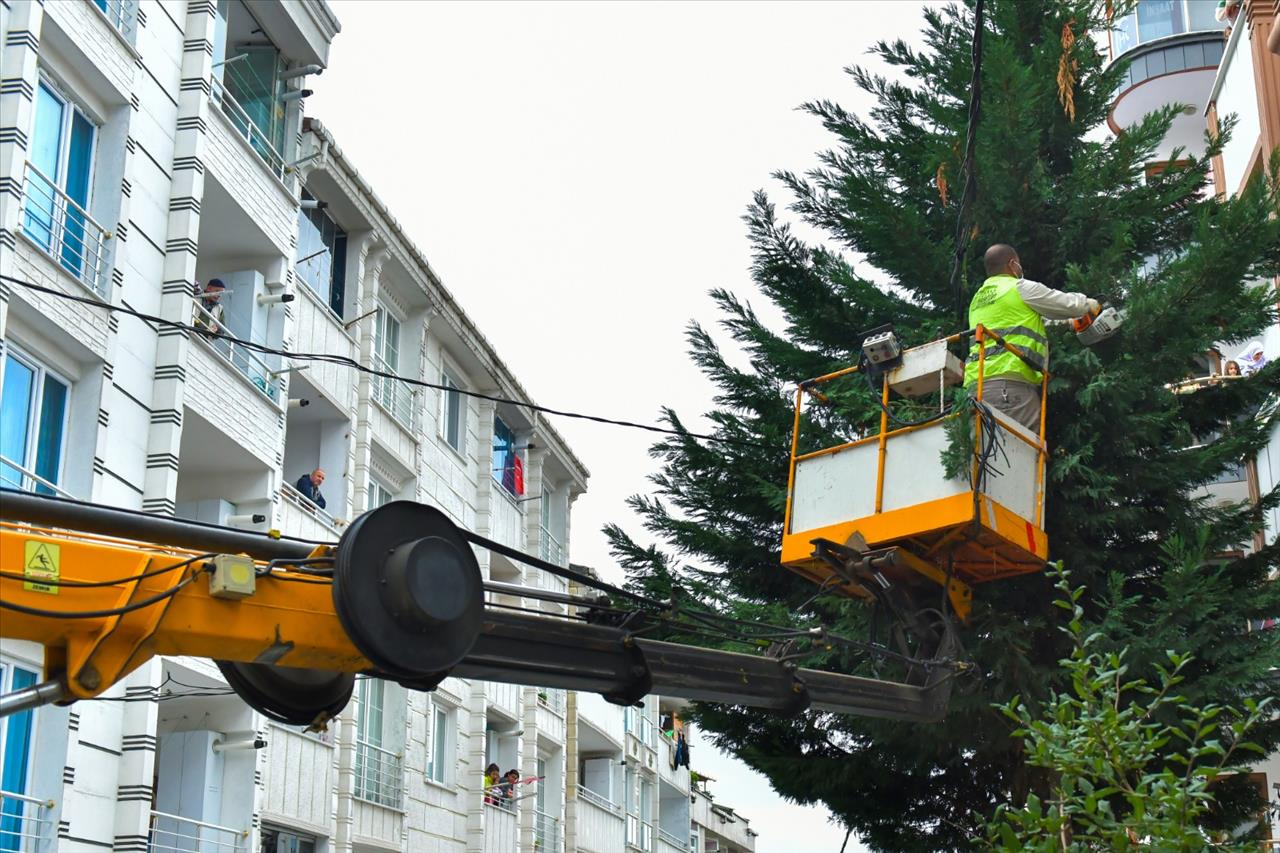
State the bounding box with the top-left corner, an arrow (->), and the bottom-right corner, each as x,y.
23,540 -> 60,594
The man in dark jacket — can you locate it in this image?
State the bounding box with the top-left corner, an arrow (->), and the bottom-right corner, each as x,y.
295,468 -> 326,509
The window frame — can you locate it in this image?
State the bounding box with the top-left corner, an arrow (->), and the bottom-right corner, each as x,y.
425,697 -> 455,787
0,659 -> 40,801
259,824 -> 318,853
30,74 -> 99,201
492,415 -> 522,499
367,476 -> 395,510
296,191 -> 348,320
0,345 -> 72,496
440,365 -> 466,456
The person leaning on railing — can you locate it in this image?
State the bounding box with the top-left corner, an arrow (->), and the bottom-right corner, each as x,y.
964,244 -> 1099,431
192,278 -> 227,335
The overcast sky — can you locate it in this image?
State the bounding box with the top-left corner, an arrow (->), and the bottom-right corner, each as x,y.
309,3 -> 928,849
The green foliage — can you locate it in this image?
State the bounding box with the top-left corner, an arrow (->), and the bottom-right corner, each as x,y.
983,566 -> 1273,851
607,0 -> 1280,848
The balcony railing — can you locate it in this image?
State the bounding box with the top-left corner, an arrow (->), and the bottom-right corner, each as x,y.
93,0 -> 137,41
577,784 -> 622,815
190,299 -> 283,403
535,808 -> 563,852
625,709 -> 658,749
0,454 -> 75,499
658,826 -> 691,852
371,353 -> 419,432
537,687 -> 566,715
626,814 -> 653,850
21,161 -> 110,299
280,481 -> 345,535
210,77 -> 286,179
1111,0 -> 1224,57
540,525 -> 566,566
0,789 -> 56,853
483,803 -> 517,853
354,738 -> 404,809
148,809 -> 246,853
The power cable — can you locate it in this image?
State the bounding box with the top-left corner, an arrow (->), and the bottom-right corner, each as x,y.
0,552 -> 213,588
0,274 -> 771,451
0,558 -> 205,619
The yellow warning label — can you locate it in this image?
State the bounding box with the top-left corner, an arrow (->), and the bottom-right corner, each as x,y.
23,541 -> 60,594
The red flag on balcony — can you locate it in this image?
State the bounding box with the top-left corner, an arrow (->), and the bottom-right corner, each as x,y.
513,454 -> 525,496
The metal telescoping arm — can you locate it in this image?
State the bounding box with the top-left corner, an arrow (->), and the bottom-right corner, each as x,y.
0,490 -> 951,722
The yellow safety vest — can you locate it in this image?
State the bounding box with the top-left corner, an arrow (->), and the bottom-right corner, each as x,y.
963,275 -> 1048,386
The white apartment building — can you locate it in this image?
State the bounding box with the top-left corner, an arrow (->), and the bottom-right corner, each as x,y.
1106,0 -> 1280,840
0,2 -> 759,853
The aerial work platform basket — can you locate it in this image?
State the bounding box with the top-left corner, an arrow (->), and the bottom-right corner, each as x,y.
781,327 -> 1049,621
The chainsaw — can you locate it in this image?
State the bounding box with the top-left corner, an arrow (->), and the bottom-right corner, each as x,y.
1072,304 -> 1125,346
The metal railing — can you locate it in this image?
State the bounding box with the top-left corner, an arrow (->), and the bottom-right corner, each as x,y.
658,826 -> 691,852
210,77 -> 286,179
539,525 -> 566,566
0,789 -> 55,853
626,815 -> 653,850
190,299 -> 283,403
535,808 -> 563,852
537,688 -> 566,715
94,0 -> 137,41
148,809 -> 246,853
625,709 -> 658,748
576,785 -> 621,815
371,353 -> 419,432
354,738 -> 404,809
0,454 -> 74,499
21,161 -> 110,298
279,481 -> 345,534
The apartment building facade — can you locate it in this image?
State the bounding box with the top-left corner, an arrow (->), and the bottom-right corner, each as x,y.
1106,0 -> 1280,840
0,2 -> 760,852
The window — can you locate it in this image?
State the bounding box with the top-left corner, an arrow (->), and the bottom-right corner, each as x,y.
426,701 -> 454,785
259,826 -> 316,853
0,661 -> 38,840
492,416 -> 523,498
1,349 -> 69,496
212,1 -> 286,157
24,78 -> 100,286
368,478 -> 395,510
372,307 -> 414,428
296,191 -> 347,318
441,368 -> 464,453
354,678 -> 402,807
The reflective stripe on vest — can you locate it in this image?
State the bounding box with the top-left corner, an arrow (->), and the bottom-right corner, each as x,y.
964,276 -> 1049,386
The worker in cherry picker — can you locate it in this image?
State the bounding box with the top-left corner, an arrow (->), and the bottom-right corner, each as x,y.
964,244 -> 1099,431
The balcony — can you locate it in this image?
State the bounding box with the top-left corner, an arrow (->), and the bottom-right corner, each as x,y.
0,789 -> 56,852
626,814 -> 653,851
1209,12 -> 1263,194
190,300 -> 284,404
540,525 -> 566,566
20,161 -> 111,300
148,810 -> 248,853
484,803 -> 518,853
535,808 -> 563,853
279,481 -> 344,540
260,724 -> 336,830
486,680 -> 521,720
538,688 -> 567,715
1111,0 -> 1224,59
210,77 -> 286,180
490,486 -> 525,552
94,0 -> 137,42
658,826 -> 692,853
576,785 -> 625,853
537,688 -> 567,743
354,738 -> 404,810
293,283 -> 357,411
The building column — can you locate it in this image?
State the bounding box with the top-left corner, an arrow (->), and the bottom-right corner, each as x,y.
141,1 -> 217,515
0,0 -> 45,341
112,660 -> 165,853
519,687 -> 540,851
333,700 -> 359,853
465,680 -> 488,853
350,240 -> 387,514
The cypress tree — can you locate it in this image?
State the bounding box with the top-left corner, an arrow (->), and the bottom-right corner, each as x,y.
606,0 -> 1280,847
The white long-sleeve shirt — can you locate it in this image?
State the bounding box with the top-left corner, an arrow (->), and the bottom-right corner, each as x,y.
1014,278 -> 1091,320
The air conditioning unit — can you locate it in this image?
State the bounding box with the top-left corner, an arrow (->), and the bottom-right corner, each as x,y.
706,840 -> 720,852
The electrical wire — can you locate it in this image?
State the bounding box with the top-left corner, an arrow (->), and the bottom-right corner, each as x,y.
0,274 -> 771,451
0,552 -> 213,588
0,560 -> 206,618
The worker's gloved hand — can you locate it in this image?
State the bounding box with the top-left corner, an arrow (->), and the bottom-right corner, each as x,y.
1086,298 -> 1101,315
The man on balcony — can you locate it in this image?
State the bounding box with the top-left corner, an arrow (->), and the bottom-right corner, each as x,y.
295,468 -> 327,509
193,279 -> 227,335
